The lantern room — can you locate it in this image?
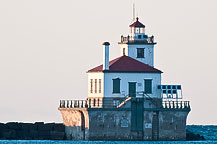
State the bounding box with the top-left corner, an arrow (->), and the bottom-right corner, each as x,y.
129,17 -> 148,40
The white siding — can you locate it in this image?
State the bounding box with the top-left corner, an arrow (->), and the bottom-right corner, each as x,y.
119,44 -> 154,67
120,44 -> 128,56
104,72 -> 161,98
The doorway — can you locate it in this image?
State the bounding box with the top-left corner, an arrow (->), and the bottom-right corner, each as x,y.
129,82 -> 136,97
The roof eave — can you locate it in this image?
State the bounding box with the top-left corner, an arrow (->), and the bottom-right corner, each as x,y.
87,71 -> 103,73
129,25 -> 145,28
103,71 -> 163,73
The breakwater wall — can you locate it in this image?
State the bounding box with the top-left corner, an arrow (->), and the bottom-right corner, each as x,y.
0,122 -> 206,140
0,122 -> 65,140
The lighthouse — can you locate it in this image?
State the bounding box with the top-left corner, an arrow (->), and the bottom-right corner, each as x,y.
86,17 -> 161,107
58,17 -> 190,141
119,17 -> 155,66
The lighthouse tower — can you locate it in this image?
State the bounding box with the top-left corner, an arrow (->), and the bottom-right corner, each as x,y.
119,17 -> 155,67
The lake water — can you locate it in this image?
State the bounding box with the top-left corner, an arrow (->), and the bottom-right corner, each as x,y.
0,140 -> 217,144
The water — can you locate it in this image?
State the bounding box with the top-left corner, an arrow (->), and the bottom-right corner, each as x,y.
187,125 -> 217,140
0,141 -> 217,144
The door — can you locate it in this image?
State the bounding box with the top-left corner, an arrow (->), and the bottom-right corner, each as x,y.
130,82 -> 144,138
152,111 -> 159,140
131,98 -> 144,131
129,82 -> 136,97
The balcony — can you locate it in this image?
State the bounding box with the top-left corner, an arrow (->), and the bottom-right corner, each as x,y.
59,98 -> 190,110
119,35 -> 156,44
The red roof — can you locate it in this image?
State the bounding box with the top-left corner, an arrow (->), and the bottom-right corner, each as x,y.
88,55 -> 162,73
130,17 -> 145,27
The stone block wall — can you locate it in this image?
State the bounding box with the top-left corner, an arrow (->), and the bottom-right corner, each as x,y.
59,107 -> 190,140
0,122 -> 65,140
88,110 -> 132,140
158,111 -> 189,140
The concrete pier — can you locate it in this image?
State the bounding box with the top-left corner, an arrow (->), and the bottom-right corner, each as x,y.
59,98 -> 190,140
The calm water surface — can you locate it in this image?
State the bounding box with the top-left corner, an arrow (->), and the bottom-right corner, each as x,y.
0,140 -> 217,144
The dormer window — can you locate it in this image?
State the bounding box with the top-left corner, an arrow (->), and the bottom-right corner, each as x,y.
137,48 -> 144,58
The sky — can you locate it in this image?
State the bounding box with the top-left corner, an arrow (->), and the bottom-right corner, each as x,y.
0,0 -> 217,124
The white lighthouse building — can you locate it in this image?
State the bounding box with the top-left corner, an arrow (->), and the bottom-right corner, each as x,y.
87,17 -> 161,106
59,17 -> 190,141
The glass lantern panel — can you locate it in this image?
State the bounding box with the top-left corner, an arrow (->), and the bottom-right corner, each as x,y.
140,28 -> 145,33
136,28 -> 140,33
131,27 -> 134,34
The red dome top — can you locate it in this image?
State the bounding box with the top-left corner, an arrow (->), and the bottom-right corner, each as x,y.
129,17 -> 145,28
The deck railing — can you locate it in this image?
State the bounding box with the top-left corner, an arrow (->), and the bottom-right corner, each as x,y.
120,35 -> 154,44
59,100 -> 88,108
59,99 -> 190,110
162,101 -> 190,109
59,99 -> 105,108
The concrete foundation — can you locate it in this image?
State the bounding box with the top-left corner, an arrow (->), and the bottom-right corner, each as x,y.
59,98 -> 190,140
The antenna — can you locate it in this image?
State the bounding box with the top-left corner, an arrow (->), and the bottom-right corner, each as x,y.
133,3 -> 135,21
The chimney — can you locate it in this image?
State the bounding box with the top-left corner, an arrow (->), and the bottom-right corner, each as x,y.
102,42 -> 110,70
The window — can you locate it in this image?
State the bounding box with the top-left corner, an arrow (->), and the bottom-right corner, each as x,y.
140,28 -> 145,33
90,79 -> 93,93
123,48 -> 126,55
136,28 -> 139,33
95,79 -> 97,93
137,48 -> 144,58
143,35 -> 148,39
144,79 -> 152,94
99,79 -> 101,93
138,35 -> 141,39
113,78 -> 120,93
